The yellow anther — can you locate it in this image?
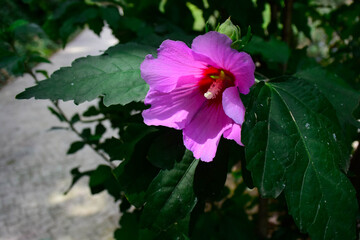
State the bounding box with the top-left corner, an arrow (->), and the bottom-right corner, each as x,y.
219,70 -> 226,79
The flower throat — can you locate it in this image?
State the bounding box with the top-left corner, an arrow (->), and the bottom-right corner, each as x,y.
199,67 -> 235,101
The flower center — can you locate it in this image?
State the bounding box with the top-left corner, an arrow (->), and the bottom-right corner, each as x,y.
198,67 -> 235,102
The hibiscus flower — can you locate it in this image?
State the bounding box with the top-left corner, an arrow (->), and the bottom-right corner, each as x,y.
141,31 -> 255,162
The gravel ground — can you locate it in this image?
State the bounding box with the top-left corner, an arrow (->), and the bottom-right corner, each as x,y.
0,27 -> 121,240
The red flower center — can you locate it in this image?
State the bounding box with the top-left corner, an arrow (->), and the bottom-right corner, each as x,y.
198,66 -> 235,104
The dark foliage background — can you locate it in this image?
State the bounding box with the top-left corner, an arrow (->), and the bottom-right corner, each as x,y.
1,0 -> 359,239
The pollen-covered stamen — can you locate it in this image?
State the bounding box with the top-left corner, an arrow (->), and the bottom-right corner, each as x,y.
203,70 -> 233,100
204,79 -> 224,99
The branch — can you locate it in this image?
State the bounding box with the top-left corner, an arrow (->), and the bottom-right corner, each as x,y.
25,67 -> 115,168
282,0 -> 294,46
257,197 -> 269,239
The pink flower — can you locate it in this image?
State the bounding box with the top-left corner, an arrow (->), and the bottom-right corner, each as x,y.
141,31 -> 255,162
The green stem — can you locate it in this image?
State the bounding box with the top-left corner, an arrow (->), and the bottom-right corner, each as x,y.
257,197 -> 269,239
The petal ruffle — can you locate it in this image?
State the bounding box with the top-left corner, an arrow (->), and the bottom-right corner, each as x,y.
183,103 -> 232,162
222,86 -> 245,125
223,123 -> 243,145
141,40 -> 207,93
142,76 -> 205,130
191,31 -> 255,94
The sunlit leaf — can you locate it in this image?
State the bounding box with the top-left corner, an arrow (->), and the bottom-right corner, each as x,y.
16,43 -> 156,106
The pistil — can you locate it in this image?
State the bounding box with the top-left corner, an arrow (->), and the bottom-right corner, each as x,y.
204,79 -> 224,99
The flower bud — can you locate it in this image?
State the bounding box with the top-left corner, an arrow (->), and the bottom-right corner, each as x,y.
217,18 -> 240,42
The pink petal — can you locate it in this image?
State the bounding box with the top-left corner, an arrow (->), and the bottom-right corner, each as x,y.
142,76 -> 205,130
183,103 -> 233,162
140,40 -> 207,93
227,52 -> 255,94
191,31 -> 255,94
222,87 -> 245,125
191,31 -> 233,68
223,123 -> 243,145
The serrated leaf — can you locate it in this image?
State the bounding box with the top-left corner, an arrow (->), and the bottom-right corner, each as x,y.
141,150 -> 199,230
242,78 -> 358,239
16,43 -> 156,106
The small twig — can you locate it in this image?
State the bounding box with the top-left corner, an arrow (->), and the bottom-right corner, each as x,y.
282,0 -> 294,73
26,66 -> 39,84
80,117 -> 107,123
53,101 -> 115,168
26,67 -> 115,168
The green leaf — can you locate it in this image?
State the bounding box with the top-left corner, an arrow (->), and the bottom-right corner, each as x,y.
64,167 -> 92,195
70,113 -> 80,124
113,130 -> 160,207
147,129 -> 185,169
35,70 -> 49,79
114,211 -> 157,240
99,137 -> 124,161
47,106 -> 66,122
119,123 -> 158,160
67,141 -> 85,154
141,150 -> 199,230
100,6 -> 121,31
191,184 -> 256,240
295,68 -> 360,128
95,123 -> 106,136
16,43 -> 156,106
28,55 -> 51,64
242,78 -> 358,239
81,128 -> 91,139
193,139 -> 229,201
89,165 -> 122,200
244,36 -> 290,64
83,106 -> 100,117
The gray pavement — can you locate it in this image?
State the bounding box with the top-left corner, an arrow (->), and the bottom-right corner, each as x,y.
0,27 -> 121,240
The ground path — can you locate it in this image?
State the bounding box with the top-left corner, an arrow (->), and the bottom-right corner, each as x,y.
0,27 -> 121,240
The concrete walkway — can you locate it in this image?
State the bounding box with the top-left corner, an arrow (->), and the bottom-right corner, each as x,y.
0,27 -> 120,240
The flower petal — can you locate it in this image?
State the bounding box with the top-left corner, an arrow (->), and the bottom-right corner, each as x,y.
183,104 -> 232,162
223,123 -> 243,145
191,31 -> 255,94
142,77 -> 205,130
227,52 -> 255,94
191,31 -> 233,68
141,40 -> 206,93
222,86 -> 245,125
